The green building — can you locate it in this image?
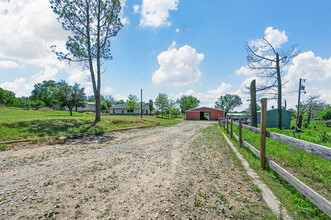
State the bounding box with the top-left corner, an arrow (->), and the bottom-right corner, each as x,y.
257,109 -> 292,129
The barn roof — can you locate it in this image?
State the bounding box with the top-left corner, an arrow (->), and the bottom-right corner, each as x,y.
185,106 -> 224,112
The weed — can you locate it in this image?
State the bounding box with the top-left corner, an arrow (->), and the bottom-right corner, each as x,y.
74,209 -> 82,218
0,144 -> 7,151
0,197 -> 6,202
189,181 -> 194,186
318,129 -> 329,143
44,209 -> 59,218
43,180 -> 54,187
253,185 -> 261,193
194,199 -> 203,207
218,194 -> 227,202
29,139 -> 38,144
98,204 -> 111,219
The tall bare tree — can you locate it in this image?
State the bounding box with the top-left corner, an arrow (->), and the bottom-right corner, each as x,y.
245,38 -> 298,129
50,0 -> 123,122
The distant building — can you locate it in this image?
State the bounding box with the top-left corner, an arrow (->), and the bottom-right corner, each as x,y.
185,107 -> 225,120
110,103 -> 154,115
227,112 -> 250,120
257,109 -> 292,129
66,102 -> 96,112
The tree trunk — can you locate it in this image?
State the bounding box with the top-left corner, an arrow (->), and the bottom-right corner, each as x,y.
95,94 -> 101,122
296,113 -> 303,132
307,105 -> 312,125
250,79 -> 257,127
69,107 -> 73,116
95,1 -> 101,123
276,53 -> 282,129
75,105 -> 78,112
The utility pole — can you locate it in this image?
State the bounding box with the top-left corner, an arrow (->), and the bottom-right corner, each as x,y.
140,89 -> 142,119
296,78 -> 306,121
296,78 -> 306,132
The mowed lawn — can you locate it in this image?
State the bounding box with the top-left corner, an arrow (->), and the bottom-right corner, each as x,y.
0,107 -> 180,141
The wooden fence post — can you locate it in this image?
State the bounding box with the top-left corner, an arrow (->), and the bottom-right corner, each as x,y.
230,117 -> 233,139
226,118 -> 229,134
260,98 -> 267,169
239,119 -> 242,147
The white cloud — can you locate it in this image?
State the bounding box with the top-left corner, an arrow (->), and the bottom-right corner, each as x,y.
139,0 -> 179,28
0,78 -> 33,97
133,5 -> 140,13
264,27 -> 288,48
152,42 -> 204,86
0,60 -> 20,68
175,82 -> 232,107
31,66 -> 58,84
0,0 -> 107,97
287,51 -> 331,82
0,0 -> 67,64
250,26 -> 288,51
175,28 -> 180,33
103,87 -> 113,95
235,66 -> 258,76
119,0 -> 129,25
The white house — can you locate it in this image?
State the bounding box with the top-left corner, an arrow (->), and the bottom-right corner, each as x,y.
110,103 -> 154,115
66,102 -> 96,112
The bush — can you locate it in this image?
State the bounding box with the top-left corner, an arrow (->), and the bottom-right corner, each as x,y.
320,108 -> 331,120
318,129 -> 330,143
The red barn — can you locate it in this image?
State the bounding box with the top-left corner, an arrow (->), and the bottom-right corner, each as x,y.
185,107 -> 225,120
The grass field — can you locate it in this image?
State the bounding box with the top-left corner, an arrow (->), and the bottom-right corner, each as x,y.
218,123 -> 330,220
0,107 -> 180,143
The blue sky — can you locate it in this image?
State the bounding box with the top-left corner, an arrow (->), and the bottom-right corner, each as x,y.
0,0 -> 330,110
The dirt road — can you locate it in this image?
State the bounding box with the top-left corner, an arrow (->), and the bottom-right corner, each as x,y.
0,121 -> 276,219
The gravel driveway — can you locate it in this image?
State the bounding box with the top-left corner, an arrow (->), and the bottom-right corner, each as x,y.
0,121 -> 276,219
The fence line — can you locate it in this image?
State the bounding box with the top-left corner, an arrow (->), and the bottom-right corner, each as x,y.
219,98 -> 331,217
232,121 -> 331,161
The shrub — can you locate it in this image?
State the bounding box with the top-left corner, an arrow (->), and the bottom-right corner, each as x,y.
319,107 -> 331,120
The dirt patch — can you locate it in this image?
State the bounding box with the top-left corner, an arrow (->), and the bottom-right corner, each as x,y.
0,121 -> 276,219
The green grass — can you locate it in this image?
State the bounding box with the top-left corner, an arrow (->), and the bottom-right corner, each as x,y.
218,124 -> 330,220
0,106 -> 180,141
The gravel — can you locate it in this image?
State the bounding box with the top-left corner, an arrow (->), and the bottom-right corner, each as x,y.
0,120 -> 276,219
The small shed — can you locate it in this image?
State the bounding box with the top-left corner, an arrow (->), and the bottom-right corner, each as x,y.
257,109 -> 292,129
185,107 -> 225,120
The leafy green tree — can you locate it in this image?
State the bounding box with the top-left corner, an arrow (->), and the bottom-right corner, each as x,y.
54,80 -> 75,116
17,97 -> 31,108
214,94 -> 242,116
126,94 -> 139,115
72,83 -> 86,112
50,0 -> 123,122
30,100 -> 45,109
30,80 -> 56,107
155,93 -> 169,117
302,96 -> 326,124
320,107 -> 331,120
0,88 -> 19,106
115,99 -> 125,105
101,100 -> 109,112
104,95 -> 116,104
148,99 -> 154,115
177,95 -> 200,113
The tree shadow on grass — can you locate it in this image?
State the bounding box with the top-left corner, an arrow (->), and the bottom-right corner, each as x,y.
0,119 -> 101,137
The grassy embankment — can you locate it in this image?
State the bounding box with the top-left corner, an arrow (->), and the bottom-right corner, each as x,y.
218,123 -> 330,220
0,106 -> 180,143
